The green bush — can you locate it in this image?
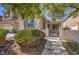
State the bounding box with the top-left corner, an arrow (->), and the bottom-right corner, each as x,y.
32,29 -> 45,39
0,28 -> 8,45
14,28 -> 45,46
0,29 -> 8,37
63,42 -> 79,54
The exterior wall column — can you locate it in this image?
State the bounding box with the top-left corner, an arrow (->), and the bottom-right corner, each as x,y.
34,17 -> 40,30
2,12 -> 4,21
10,11 -> 13,19
59,22 -> 63,39
18,18 -> 24,30
45,24 -> 49,37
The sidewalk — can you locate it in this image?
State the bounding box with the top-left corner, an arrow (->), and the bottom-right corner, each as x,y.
41,37 -> 68,55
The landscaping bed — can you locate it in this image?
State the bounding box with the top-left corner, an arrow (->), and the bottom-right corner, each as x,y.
20,38 -> 47,55
13,28 -> 47,55
63,42 -> 79,55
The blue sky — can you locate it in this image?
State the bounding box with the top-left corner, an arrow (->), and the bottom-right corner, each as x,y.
0,4 -> 4,16
64,7 -> 75,15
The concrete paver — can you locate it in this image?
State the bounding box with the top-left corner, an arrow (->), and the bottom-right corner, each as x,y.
42,37 -> 68,55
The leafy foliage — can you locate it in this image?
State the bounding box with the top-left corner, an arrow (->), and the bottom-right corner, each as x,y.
63,42 -> 79,55
45,4 -> 79,20
0,29 -> 8,45
0,28 -> 8,37
3,3 -> 41,19
32,29 -> 45,39
14,29 -> 45,46
2,3 -> 79,21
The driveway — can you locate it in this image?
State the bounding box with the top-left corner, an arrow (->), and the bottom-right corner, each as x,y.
64,30 -> 79,43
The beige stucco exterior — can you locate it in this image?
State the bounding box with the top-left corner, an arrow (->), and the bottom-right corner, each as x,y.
0,18 -> 24,32
0,10 -> 24,32
63,15 -> 79,29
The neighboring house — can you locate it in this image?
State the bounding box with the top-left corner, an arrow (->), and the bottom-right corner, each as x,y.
0,11 -> 24,33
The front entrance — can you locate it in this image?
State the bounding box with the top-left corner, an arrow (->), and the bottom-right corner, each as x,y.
48,23 -> 59,37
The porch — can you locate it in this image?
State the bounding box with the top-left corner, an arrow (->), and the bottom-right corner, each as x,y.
46,21 -> 61,37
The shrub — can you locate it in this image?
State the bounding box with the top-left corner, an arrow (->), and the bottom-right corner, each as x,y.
32,29 -> 45,39
14,28 -> 45,46
0,28 -> 8,45
63,42 -> 79,54
0,29 -> 8,37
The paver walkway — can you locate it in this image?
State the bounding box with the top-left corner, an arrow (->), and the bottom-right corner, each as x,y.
42,37 -> 68,55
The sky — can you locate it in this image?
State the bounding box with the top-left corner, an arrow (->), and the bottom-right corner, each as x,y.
0,4 -> 4,16
64,7 -> 75,15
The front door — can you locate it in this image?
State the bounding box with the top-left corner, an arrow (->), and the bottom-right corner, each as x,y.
49,24 -> 59,37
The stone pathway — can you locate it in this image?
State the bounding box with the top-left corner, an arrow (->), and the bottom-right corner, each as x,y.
41,37 -> 68,55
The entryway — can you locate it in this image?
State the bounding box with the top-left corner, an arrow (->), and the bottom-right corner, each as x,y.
48,23 -> 59,37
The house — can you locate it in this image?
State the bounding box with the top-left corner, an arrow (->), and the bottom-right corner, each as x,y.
2,9 -> 79,37
31,16 -> 62,37
0,11 -> 24,33
44,14 -> 79,37
32,14 -> 79,37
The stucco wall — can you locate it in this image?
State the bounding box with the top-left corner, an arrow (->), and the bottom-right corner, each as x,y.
0,22 -> 13,32
0,19 -> 23,32
63,16 -> 79,29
